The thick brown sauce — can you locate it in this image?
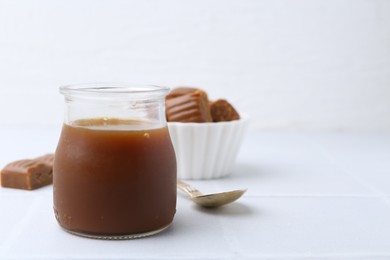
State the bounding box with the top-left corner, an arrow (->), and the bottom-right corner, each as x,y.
53,118 -> 176,236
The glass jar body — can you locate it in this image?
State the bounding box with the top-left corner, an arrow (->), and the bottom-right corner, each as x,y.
53,83 -> 176,239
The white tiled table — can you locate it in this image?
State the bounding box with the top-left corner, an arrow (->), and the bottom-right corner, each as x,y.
1,127 -> 390,260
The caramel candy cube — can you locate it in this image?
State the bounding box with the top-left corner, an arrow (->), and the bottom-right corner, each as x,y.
166,89 -> 213,123
166,87 -> 199,99
1,154 -> 54,190
209,99 -> 240,122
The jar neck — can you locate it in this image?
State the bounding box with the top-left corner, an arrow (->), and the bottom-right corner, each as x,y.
60,83 -> 169,129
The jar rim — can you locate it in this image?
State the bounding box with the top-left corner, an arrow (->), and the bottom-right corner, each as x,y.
60,82 -> 170,99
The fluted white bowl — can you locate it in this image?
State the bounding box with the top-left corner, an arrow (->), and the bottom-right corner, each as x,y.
167,114 -> 249,179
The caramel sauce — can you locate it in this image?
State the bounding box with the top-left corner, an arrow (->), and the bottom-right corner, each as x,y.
53,118 -> 176,236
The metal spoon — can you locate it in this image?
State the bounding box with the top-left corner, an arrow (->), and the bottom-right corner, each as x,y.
177,180 -> 247,208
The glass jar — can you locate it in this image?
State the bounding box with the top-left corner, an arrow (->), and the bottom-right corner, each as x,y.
53,83 -> 177,239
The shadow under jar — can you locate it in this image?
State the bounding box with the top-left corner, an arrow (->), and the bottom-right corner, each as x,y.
53,83 -> 177,240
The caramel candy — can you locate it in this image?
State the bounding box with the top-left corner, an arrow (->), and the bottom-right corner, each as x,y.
166,87 -> 199,99
1,154 -> 54,190
166,89 -> 213,123
209,99 -> 240,122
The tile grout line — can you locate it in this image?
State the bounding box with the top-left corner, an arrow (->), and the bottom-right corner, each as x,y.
216,210 -> 244,258
298,134 -> 390,207
243,194 -> 389,198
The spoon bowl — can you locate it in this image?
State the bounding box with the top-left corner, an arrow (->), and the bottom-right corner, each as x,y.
177,180 -> 247,208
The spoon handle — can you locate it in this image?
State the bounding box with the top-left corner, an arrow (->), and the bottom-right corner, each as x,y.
177,180 -> 203,198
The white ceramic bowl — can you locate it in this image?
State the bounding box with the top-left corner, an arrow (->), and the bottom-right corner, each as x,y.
168,114 -> 249,179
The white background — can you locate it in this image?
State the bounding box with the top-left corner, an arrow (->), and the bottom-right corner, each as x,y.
0,0 -> 389,131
